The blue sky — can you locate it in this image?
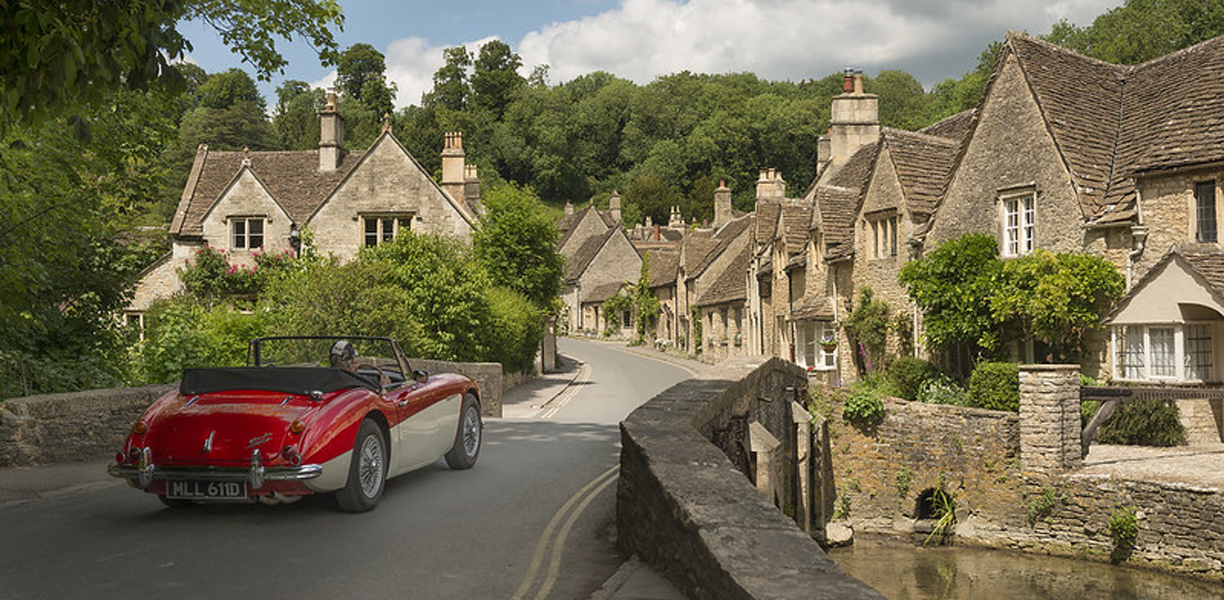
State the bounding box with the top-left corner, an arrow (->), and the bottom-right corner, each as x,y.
180,0 -> 1120,109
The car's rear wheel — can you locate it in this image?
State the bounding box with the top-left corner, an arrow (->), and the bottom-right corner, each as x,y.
335,419 -> 387,512
445,393 -> 481,470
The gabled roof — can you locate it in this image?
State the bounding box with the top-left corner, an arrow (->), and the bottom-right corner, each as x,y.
882,128 -> 962,217
557,204 -> 612,250
1107,248 -> 1224,322
918,108 -> 976,140
820,143 -> 879,261
682,231 -> 718,276
998,32 -> 1224,225
692,216 -> 752,279
583,281 -> 629,304
754,200 -> 781,246
565,226 -> 621,281
779,203 -> 812,257
695,242 -> 749,307
790,295 -> 835,321
170,146 -> 366,236
646,249 -> 679,289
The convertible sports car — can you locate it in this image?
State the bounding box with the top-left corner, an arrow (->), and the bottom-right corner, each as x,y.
108,336 -> 482,512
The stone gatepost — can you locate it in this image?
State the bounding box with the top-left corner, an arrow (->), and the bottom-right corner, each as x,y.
1019,364 -> 1082,474
790,401 -> 812,533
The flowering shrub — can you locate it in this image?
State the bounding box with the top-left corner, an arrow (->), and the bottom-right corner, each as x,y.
179,247 -> 297,303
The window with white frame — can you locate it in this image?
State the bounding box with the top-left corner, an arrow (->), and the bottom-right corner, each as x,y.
797,321 -> 837,370
866,212 -> 898,259
230,217 -> 265,250
1114,323 -> 1216,382
362,215 -> 412,247
1001,192 -> 1035,257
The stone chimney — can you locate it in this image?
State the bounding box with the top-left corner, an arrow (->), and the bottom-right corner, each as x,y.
464,164 -> 482,214
756,168 -> 786,200
441,132 -> 466,203
815,132 -> 832,177
828,68 -> 878,167
564,201 -> 574,216
713,179 -> 733,227
319,90 -> 346,172
669,205 -> 683,228
609,190 -> 622,224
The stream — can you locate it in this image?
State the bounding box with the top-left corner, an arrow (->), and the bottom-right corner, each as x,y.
828,536 -> 1224,599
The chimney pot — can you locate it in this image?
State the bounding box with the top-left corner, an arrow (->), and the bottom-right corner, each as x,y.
842,68 -> 854,93
854,70 -> 864,94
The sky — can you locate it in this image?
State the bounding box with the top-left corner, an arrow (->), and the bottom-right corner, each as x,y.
179,0 -> 1122,110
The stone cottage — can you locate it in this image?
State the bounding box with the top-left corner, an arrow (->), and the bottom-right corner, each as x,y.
126,92 -> 480,326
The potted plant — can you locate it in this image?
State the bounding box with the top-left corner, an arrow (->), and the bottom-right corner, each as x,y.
820,330 -> 838,352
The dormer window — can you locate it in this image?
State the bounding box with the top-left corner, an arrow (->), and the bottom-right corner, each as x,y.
363,214 -> 413,247
1196,180 -> 1217,243
1001,191 -> 1035,257
230,217 -> 264,250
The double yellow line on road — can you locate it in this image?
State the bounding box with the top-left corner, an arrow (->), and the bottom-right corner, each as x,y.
511,464 -> 619,600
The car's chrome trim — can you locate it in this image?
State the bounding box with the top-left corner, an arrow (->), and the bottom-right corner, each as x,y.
108,462 -> 322,484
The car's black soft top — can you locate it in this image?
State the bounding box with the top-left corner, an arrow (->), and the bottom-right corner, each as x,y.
180,367 -> 380,396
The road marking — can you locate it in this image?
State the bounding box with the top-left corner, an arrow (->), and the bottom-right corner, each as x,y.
512,464 -> 618,600
534,470 -> 618,600
539,361 -> 590,419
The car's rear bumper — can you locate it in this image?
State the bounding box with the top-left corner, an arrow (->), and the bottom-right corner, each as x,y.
108,447 -> 321,491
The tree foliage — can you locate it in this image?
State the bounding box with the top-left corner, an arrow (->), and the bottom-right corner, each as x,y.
899,233 -> 1004,358
472,183 -> 564,309
845,287 -> 891,373
1044,0 -> 1224,64
1,0 -> 344,127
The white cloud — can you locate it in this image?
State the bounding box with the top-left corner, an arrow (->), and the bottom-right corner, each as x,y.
382,35 -> 498,109
383,0 -> 1118,105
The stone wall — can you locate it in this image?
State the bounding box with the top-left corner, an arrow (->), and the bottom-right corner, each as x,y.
404,357 -> 504,418
0,384 -> 175,467
825,364 -> 1224,578
0,360 -> 506,468
618,358 -> 884,599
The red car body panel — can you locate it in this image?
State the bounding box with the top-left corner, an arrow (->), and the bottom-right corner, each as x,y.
110,338 -> 480,505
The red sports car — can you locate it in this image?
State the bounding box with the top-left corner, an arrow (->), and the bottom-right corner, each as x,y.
108,336 -> 483,512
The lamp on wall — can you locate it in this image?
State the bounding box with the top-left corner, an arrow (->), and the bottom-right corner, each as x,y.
289,222 -> 301,255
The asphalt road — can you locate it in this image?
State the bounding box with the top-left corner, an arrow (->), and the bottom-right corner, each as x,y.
0,338 -> 691,600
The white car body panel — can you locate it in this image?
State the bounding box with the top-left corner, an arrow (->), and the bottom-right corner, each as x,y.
389,392 -> 462,477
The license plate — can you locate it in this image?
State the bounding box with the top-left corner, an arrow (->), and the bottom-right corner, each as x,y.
166,480 -> 247,500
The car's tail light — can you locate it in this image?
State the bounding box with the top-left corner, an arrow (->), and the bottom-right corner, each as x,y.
115,452 -> 125,464
289,420 -> 305,435
282,445 -> 302,467
130,420 -> 148,436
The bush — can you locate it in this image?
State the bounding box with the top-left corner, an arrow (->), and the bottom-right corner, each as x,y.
487,287 -> 545,374
968,362 -> 1019,411
1097,399 -> 1186,446
133,298 -> 265,383
843,383 -> 886,427
889,357 -> 937,401
918,374 -> 970,406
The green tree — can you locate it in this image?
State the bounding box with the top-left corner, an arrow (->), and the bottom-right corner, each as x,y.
272,81 -> 324,150
1,0 -> 344,127
471,40 -> 525,118
991,249 -> 1124,360
625,175 -> 683,227
426,46 -> 473,111
472,183 -> 564,308
197,68 -> 266,110
1045,0 -> 1224,64
899,233 -> 1005,360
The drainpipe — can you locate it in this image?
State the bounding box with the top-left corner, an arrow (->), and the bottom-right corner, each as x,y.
1126,225 -> 1148,289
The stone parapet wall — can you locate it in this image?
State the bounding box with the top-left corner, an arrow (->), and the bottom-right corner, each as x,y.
0,360 -> 505,468
0,384 -> 175,467
405,358 -> 505,418
618,358 -> 883,598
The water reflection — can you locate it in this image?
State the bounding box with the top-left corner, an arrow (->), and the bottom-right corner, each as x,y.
828,536 -> 1224,600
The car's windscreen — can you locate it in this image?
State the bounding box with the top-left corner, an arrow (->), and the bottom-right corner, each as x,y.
249,337 -> 404,380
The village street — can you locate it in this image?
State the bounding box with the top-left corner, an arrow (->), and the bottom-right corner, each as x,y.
0,339 -> 690,599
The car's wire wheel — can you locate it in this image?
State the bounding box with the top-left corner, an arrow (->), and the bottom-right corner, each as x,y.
461,405 -> 481,458
357,432 -> 385,498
